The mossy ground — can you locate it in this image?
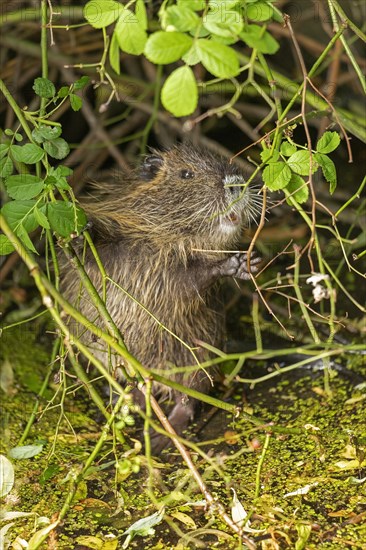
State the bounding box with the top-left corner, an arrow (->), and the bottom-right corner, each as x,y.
1,322 -> 365,549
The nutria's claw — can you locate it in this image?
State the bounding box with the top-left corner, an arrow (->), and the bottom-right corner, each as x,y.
221,252 -> 261,280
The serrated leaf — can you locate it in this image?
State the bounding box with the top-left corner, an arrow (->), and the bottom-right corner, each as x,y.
10,143 -> 44,164
16,224 -> 38,253
83,0 -> 123,29
0,143 -> 10,158
144,31 -> 193,64
164,5 -> 200,32
196,39 -> 239,78
70,93 -> 82,111
246,1 -> 274,22
33,77 -> 56,98
316,131 -> 340,154
177,0 -> 206,10
32,125 -> 62,143
182,44 -> 201,65
286,173 -> 309,204
260,148 -> 279,163
73,76 -> 90,90
115,8 -> 147,55
287,150 -> 317,176
58,86 -> 70,98
0,156 -> 13,178
109,31 -> 120,74
280,141 -> 297,157
0,235 -> 15,255
240,24 -> 279,54
1,200 -> 38,232
204,8 -> 243,37
161,65 -> 198,116
43,138 -> 70,159
34,206 -> 50,229
262,161 -> 292,190
0,455 -> 14,497
47,201 -> 87,237
135,0 -> 148,29
314,153 -> 337,193
5,174 -> 45,200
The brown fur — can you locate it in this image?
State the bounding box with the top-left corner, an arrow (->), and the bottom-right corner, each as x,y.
62,144 -> 260,450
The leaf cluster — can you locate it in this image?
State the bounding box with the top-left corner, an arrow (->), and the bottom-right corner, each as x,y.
0,77 -> 89,255
84,0 -> 281,116
261,131 -> 340,203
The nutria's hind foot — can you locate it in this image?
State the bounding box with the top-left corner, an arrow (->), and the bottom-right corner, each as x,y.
220,251 -> 262,280
149,399 -> 195,456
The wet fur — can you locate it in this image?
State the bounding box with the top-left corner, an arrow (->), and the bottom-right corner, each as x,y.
62,144 -> 259,448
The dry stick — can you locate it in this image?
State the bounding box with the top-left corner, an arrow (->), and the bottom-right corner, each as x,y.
284,14 -> 317,271
248,188 -> 294,340
317,39 -> 343,138
146,390 -> 257,550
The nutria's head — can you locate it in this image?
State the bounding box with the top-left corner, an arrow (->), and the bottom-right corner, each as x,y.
86,144 -> 261,253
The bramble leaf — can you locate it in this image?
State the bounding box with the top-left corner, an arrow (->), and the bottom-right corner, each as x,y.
161,65 -> 198,116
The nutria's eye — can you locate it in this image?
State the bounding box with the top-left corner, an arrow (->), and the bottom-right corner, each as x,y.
180,169 -> 195,179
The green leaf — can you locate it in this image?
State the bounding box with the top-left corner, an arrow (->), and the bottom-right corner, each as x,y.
83,0 -> 123,28
47,201 -> 87,237
316,131 -> 340,154
115,8 -> 147,55
286,174 -> 309,204
33,77 -> 56,99
10,143 -> 44,164
4,129 -> 14,136
0,144 -> 10,158
280,141 -> 297,157
177,0 -> 206,9
262,161 -> 292,190
178,0 -> 206,9
182,44 -> 201,65
161,65 -> 198,117
240,24 -> 279,54
0,235 -> 15,256
260,148 -> 279,163
58,86 -> 70,98
49,166 -> 72,190
245,1 -> 274,22
144,31 -> 193,64
73,76 -> 90,90
1,200 -> 38,233
34,206 -> 50,229
9,445 -> 44,460
14,133 -> 23,142
135,0 -> 148,29
69,93 -> 83,111
287,150 -> 317,176
163,5 -> 200,32
0,156 -> 13,178
314,153 -> 337,193
109,31 -> 121,74
16,224 -> 38,253
196,39 -> 239,78
43,138 -> 70,159
32,125 -> 62,143
5,174 -> 45,200
204,8 -> 243,37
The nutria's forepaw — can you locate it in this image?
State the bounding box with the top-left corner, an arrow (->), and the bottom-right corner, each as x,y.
221,252 -> 261,280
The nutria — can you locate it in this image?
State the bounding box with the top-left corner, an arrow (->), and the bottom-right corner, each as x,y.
62,144 -> 261,452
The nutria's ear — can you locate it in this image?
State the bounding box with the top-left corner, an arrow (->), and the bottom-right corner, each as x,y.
140,152 -> 164,181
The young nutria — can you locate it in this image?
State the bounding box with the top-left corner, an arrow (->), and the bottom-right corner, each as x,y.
63,144 -> 261,452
